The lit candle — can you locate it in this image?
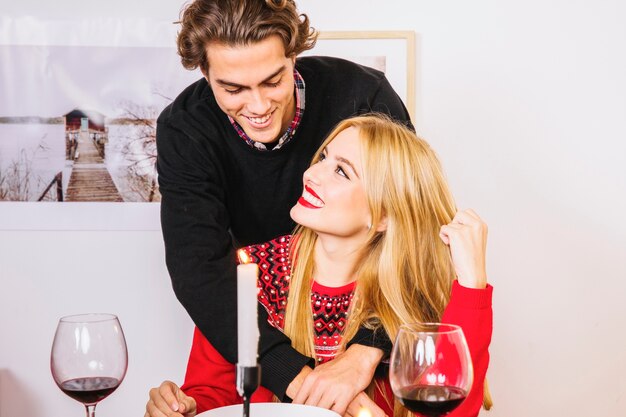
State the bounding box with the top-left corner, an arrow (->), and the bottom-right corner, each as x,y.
237,250 -> 259,367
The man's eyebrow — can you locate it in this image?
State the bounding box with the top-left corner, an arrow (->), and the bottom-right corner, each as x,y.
214,66 -> 287,89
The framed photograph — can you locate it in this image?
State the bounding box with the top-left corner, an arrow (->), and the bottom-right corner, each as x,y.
0,18 -> 192,230
0,22 -> 415,231
303,31 -> 416,120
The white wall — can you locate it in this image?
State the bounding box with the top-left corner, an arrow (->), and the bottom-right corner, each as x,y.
1,1 -> 625,417
0,231 -> 193,417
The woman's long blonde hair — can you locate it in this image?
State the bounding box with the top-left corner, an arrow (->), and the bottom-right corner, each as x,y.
283,114 -> 490,415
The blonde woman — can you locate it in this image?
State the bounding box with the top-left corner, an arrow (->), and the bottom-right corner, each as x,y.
146,114 -> 492,417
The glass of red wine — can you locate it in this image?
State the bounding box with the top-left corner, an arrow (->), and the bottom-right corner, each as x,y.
389,323 -> 473,417
51,313 -> 128,417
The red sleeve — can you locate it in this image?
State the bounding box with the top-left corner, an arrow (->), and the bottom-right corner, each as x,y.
181,327 -> 274,414
372,281 -> 492,417
442,280 -> 493,417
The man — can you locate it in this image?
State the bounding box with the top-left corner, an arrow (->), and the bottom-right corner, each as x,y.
151,0 -> 412,415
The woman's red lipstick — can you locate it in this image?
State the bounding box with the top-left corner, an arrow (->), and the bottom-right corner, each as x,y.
305,185 -> 322,200
298,185 -> 324,209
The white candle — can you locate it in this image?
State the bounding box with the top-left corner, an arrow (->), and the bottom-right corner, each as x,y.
237,252 -> 259,367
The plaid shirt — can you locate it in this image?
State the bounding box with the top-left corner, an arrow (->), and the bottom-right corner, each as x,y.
228,69 -> 305,151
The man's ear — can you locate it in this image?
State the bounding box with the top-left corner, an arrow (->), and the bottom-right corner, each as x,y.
200,66 -> 209,82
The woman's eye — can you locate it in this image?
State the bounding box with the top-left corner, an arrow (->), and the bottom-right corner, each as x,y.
335,166 -> 349,179
318,152 -> 326,162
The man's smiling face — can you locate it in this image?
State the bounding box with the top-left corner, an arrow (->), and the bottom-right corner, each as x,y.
205,35 -> 296,145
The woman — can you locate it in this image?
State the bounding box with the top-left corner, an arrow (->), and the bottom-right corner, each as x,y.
146,114 -> 493,417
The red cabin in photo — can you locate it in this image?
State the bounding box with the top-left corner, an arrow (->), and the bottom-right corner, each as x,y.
64,109 -> 106,132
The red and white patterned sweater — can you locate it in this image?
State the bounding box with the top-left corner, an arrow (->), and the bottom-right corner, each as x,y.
246,235 -> 355,364
181,235 -> 493,417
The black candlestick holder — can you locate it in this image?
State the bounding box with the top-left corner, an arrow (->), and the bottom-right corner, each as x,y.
237,365 -> 261,417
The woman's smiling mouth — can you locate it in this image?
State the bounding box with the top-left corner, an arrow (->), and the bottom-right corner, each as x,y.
298,185 -> 324,209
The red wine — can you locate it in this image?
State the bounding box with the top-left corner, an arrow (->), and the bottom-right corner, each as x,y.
59,376 -> 120,404
397,385 -> 466,417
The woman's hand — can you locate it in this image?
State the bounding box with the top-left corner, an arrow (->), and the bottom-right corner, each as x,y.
144,380 -> 197,417
439,209 -> 488,289
290,345 -> 384,416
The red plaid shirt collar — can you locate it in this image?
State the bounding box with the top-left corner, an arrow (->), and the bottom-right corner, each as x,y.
228,69 -> 305,151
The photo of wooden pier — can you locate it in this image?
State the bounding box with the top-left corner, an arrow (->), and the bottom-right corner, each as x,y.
0,44 -> 201,202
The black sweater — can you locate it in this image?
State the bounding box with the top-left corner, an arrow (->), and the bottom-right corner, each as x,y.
156,56 -> 411,399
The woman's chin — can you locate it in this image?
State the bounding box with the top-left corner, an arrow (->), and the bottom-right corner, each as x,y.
289,206 -> 299,223
290,207 -> 316,231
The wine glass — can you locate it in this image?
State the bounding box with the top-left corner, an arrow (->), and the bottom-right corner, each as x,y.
389,323 -> 473,417
51,313 -> 128,417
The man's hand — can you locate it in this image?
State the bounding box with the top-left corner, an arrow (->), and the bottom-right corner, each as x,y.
144,380 -> 197,417
285,365 -> 314,400
291,345 -> 384,416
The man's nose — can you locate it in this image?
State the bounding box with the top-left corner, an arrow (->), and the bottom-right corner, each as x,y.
246,89 -> 271,115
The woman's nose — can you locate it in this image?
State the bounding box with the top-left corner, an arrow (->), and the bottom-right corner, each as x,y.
303,164 -> 321,185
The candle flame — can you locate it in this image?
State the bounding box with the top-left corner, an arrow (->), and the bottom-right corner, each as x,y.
237,249 -> 251,264
357,407 -> 372,417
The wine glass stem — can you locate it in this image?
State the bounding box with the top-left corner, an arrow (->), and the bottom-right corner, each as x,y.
84,404 -> 97,417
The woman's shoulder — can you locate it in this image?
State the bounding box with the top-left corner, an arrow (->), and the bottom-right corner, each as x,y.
241,235 -> 293,331
239,235 -> 293,266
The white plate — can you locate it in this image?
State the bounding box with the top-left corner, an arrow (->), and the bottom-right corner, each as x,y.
198,403 -> 341,417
